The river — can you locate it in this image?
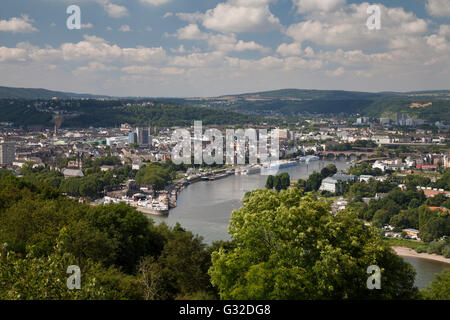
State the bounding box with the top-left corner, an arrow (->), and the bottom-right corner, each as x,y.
152,160 -> 449,290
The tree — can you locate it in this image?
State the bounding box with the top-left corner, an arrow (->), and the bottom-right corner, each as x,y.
138,256 -> 162,300
372,209 -> 391,228
279,173 -> 291,190
0,243 -> 108,300
266,175 -> 274,189
421,269 -> 450,300
389,210 -> 419,230
268,173 -> 290,192
209,188 -> 418,300
148,223 -> 217,300
321,164 -> 337,178
135,164 -> 172,190
273,176 -> 282,192
296,179 -> 307,190
306,172 -> 323,191
85,203 -> 164,273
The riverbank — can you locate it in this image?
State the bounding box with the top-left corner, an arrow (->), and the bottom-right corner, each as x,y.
392,246 -> 450,265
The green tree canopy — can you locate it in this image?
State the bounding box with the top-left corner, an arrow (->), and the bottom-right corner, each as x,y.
266,175 -> 274,189
209,188 -> 418,300
135,164 -> 173,190
421,269 -> 450,300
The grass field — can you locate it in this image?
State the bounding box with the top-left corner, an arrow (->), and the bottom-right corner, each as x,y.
384,238 -> 427,251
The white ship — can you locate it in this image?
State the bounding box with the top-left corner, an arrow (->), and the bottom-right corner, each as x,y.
301,155 -> 320,163
102,195 -> 169,216
260,160 -> 298,174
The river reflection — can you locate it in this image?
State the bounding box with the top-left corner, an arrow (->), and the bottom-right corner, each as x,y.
400,256 -> 449,289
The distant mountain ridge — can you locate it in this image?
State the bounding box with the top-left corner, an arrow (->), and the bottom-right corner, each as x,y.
0,86 -> 111,100
1,85 -> 449,100
0,86 -> 448,122
221,88 -> 450,100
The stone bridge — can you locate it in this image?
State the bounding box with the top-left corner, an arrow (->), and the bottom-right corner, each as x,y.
317,151 -> 383,160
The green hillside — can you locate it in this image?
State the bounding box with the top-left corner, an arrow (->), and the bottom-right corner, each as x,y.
0,99 -> 264,128
0,86 -> 449,123
0,86 -> 110,99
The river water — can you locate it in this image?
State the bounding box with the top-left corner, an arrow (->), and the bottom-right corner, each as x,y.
152,160 -> 449,290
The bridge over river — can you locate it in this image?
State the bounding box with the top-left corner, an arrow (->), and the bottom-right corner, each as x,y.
317,151 -> 386,160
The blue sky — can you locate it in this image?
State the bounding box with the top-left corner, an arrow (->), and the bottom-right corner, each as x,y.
0,0 -> 449,97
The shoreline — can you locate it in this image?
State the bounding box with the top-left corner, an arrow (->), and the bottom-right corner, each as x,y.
392,246 -> 450,265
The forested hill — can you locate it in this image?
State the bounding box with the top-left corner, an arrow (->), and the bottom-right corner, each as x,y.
1,86 -> 449,122
221,88 -> 450,100
2,85 -> 449,101
0,86 -> 110,100
178,89 -> 450,121
0,99 -> 264,128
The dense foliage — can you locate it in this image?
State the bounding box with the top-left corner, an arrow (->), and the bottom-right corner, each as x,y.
135,163 -> 175,190
0,175 -> 216,299
265,173 -> 290,192
0,171 -> 447,300
209,188 -> 419,299
421,269 -> 450,300
0,99 -> 263,128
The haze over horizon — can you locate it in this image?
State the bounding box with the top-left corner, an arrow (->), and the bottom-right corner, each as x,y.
1,0 -> 449,97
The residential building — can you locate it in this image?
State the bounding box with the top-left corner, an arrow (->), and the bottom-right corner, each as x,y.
320,173 -> 357,193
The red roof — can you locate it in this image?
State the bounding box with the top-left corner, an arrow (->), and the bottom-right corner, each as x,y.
428,207 -> 450,213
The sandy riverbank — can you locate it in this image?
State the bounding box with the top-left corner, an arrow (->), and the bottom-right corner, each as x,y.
392,246 -> 450,265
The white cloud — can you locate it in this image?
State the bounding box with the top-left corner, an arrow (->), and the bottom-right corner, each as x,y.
73,62 -> 117,75
293,0 -> 346,13
426,34 -> 450,51
286,3 -> 428,49
439,24 -> 450,36
118,24 -> 131,32
0,47 -> 28,62
0,15 -> 37,33
2,0 -> 450,96
170,51 -> 226,68
103,1 -> 129,18
326,66 -> 345,77
81,23 -> 94,29
234,40 -> 267,52
173,24 -> 268,53
170,45 -> 186,54
276,43 -> 302,57
175,24 -> 209,40
426,0 -> 450,18
27,35 -> 166,64
122,46 -> 167,63
177,0 -> 281,33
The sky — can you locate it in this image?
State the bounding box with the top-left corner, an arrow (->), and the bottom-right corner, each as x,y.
0,0 -> 449,97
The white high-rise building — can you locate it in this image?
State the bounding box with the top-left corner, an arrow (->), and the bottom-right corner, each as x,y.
0,141 -> 16,165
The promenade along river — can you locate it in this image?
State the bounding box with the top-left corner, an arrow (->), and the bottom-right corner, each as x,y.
152,160 -> 449,289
